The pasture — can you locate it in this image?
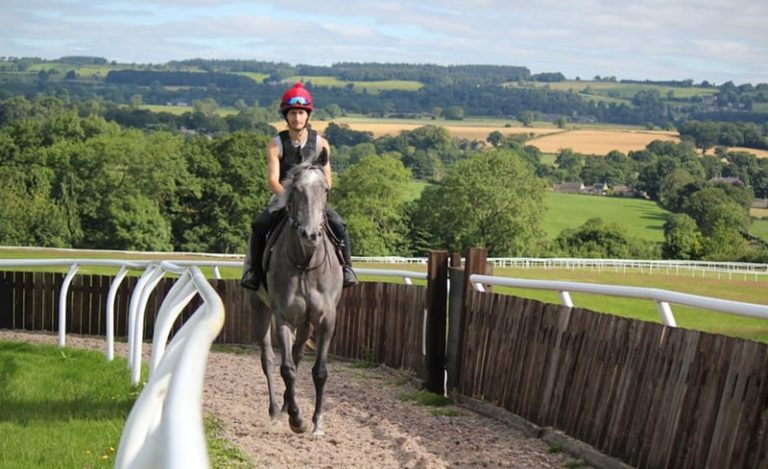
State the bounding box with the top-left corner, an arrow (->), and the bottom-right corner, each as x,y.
284,75 -> 424,93
506,80 -> 720,100
0,340 -> 134,468
542,191 -> 668,241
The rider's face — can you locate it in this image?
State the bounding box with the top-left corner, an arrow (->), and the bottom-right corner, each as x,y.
285,109 -> 309,131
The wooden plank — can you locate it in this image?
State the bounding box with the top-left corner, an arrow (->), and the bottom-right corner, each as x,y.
0,271 -> 12,329
32,272 -> 44,331
22,272 -> 34,330
728,341 -> 768,469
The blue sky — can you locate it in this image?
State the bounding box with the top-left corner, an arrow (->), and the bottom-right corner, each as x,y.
2,0 -> 767,85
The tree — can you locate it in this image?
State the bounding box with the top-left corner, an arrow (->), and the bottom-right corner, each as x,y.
516,110 -> 537,127
680,186 -> 750,236
174,132 -> 272,253
0,165 -> 68,247
662,214 -> 702,259
443,106 -> 464,120
413,149 -> 547,256
332,154 -> 412,256
487,130 -> 504,147
554,218 -> 634,258
554,148 -> 583,182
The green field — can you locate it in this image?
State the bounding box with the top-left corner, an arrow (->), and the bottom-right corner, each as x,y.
542,192 -> 668,241
509,80 -> 720,99
284,75 -> 424,94
140,104 -> 239,116
488,266 -> 768,343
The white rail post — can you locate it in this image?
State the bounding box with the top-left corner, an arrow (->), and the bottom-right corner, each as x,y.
57,263 -> 79,348
127,265 -> 161,371
106,265 -> 129,361
558,291 -> 574,307
656,301 -> 677,327
130,265 -> 167,386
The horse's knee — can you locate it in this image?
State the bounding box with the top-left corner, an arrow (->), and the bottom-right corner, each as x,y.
312,363 -> 327,383
280,364 -> 296,381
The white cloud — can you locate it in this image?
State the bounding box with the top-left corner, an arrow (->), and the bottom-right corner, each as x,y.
0,0 -> 766,84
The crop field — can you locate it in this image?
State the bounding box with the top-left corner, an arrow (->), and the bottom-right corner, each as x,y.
306,118 -> 678,155
529,129 -> 680,155
508,80 -> 720,99
235,71 -> 269,83
284,75 -> 424,93
305,119 -> 560,141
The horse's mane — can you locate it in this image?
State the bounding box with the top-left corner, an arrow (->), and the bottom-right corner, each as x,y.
269,162 -> 326,211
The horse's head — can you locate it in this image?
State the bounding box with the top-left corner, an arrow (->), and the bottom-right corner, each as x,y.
281,163 -> 329,248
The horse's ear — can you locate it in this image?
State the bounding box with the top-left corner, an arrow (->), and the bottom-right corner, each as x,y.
317,147 -> 328,166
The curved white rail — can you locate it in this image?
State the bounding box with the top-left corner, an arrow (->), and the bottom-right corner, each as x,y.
0,259 -> 225,469
114,265 -> 224,469
470,274 -> 768,326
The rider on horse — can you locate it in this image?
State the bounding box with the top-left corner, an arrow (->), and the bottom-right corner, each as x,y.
241,82 -> 359,291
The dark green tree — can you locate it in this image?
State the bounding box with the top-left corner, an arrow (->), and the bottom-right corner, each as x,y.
413,148 -> 547,256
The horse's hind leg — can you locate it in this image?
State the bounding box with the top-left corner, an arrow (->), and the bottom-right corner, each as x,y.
276,322 -> 308,434
254,308 -> 280,420
311,317 -> 337,437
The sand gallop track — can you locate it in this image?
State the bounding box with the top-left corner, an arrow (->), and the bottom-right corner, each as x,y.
2,330 -> 579,468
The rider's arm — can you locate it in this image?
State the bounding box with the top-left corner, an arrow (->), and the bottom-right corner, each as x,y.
266,138 -> 283,195
320,137 -> 333,189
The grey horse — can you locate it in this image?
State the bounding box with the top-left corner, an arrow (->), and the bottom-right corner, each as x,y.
247,162 -> 343,436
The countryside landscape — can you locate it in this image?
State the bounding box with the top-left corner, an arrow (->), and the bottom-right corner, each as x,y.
2,43 -> 768,469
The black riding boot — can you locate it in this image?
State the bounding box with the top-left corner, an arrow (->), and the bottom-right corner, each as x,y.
241,229 -> 266,291
338,228 -> 359,288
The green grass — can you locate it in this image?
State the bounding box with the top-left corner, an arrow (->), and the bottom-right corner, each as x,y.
489,266 -> 768,343
0,340 -> 251,468
0,341 -> 137,468
139,104 -> 238,116
749,217 -> 768,242
404,179 -> 429,201
508,80 -> 719,100
542,192 -> 669,242
284,76 -> 423,94
234,71 -> 269,83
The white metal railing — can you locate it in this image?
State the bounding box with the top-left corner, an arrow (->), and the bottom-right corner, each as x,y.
353,256 -> 768,280
354,267 -> 427,285
0,258 -> 148,357
470,274 -> 768,327
485,257 -> 768,280
114,265 -> 224,469
0,259 -> 224,469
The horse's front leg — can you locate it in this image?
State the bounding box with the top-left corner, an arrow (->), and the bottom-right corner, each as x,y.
276,322 -> 308,433
311,316 -> 337,437
253,306 -> 280,420
292,321 -> 311,367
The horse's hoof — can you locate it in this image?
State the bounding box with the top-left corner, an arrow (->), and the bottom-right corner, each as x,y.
290,420 -> 308,434
312,427 -> 325,438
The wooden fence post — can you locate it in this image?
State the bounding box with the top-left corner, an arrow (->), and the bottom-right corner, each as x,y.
446,253 -> 464,390
425,250 -> 448,394
446,247 -> 489,392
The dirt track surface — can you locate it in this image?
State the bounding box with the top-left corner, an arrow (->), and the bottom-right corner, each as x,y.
1,330 -> 579,468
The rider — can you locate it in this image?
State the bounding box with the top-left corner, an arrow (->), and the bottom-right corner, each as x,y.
241,82 -> 359,290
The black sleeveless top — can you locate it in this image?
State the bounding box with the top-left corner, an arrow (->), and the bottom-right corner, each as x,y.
278,128 -> 328,182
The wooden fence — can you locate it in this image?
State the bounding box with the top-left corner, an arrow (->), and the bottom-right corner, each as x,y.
2,252 -> 767,468
0,270 -> 428,379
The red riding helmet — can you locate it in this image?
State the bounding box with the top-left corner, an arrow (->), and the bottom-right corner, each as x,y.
280,82 -> 313,115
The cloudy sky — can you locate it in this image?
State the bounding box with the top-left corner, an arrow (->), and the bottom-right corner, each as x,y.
2,0 -> 767,85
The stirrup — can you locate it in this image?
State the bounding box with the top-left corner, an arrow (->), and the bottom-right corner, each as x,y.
342,266 -> 358,288
241,269 -> 262,291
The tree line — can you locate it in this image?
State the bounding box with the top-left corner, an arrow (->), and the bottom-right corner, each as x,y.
2,95 -> 766,263
3,57 -> 767,133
